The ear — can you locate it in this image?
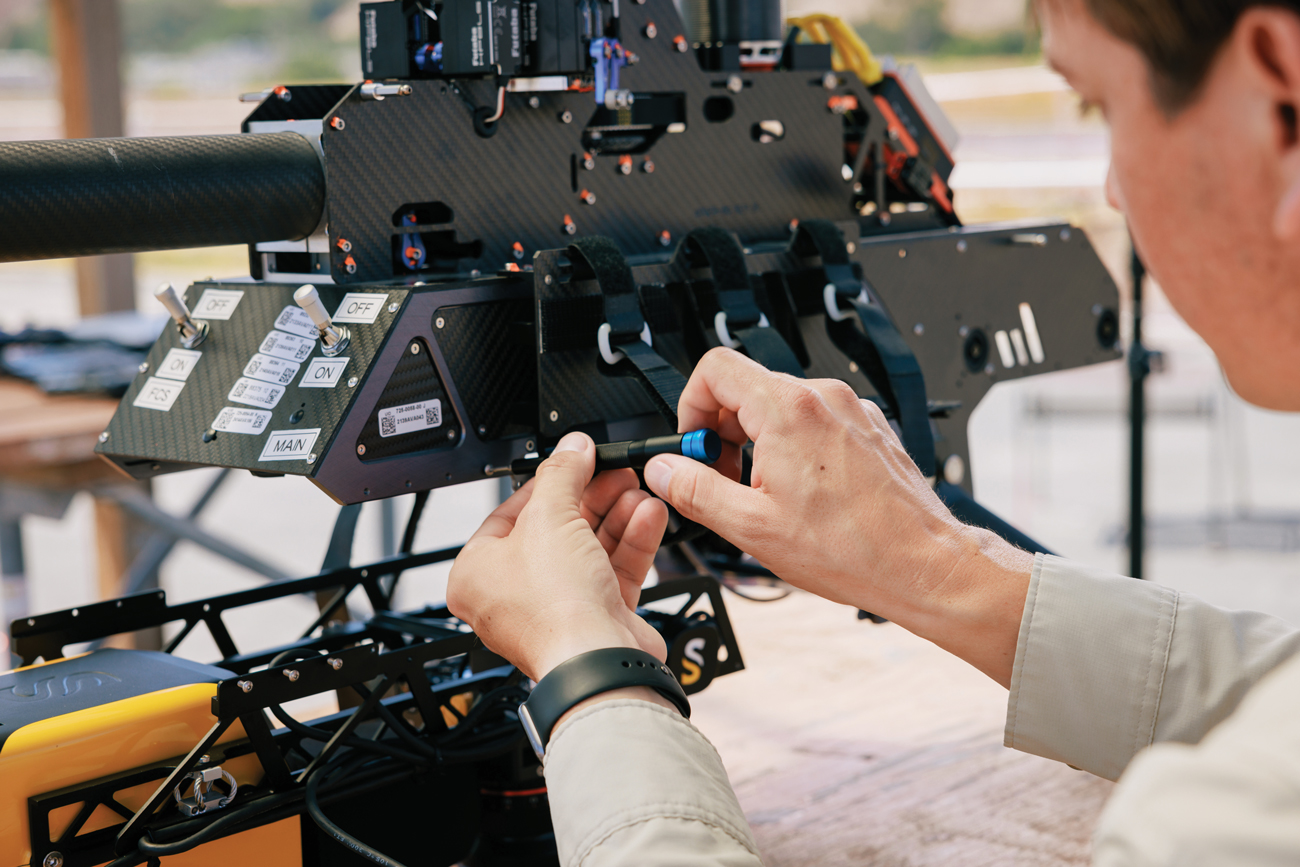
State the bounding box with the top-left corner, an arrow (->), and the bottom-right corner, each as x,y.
1239,8 -> 1300,237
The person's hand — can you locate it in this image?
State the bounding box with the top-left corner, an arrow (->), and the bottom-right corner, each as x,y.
642,348 -> 1034,686
447,432 -> 670,682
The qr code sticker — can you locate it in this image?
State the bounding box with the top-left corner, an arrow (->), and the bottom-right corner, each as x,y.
252,414 -> 267,430
380,414 -> 396,436
279,370 -> 294,384
425,406 -> 440,426
246,358 -> 262,375
216,409 -> 232,426
232,381 -> 247,397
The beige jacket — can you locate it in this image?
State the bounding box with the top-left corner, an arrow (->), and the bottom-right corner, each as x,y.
542,554 -> 1300,865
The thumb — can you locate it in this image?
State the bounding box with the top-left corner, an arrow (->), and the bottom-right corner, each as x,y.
644,453 -> 767,547
528,432 -> 596,523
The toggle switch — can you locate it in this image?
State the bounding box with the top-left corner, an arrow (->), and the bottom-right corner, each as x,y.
154,283 -> 209,348
294,285 -> 349,357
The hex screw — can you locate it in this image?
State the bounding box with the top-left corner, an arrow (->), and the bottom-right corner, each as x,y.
98,431 -> 109,443
410,342 -> 421,354
528,95 -> 541,108
283,669 -> 300,682
328,657 -> 343,670
549,410 -> 559,422
43,853 -> 63,867
436,317 -> 445,328
238,680 -> 253,693
347,376 -> 359,387
644,21 -> 657,38
357,443 -> 367,456
388,302 -> 399,313
306,453 -> 317,464
138,362 -> 149,374
558,110 -> 573,124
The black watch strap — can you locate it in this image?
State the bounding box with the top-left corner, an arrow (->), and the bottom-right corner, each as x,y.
519,647 -> 690,759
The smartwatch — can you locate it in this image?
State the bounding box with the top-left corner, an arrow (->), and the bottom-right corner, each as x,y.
518,647 -> 691,760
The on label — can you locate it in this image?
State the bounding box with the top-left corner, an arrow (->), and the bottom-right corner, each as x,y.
212,407 -> 272,435
243,353 -> 301,386
156,348 -> 202,382
192,289 -> 244,320
259,329 -> 315,362
274,305 -> 321,339
378,399 -> 442,438
259,428 -> 321,462
300,357 -> 349,388
332,292 -> 389,324
133,376 -> 184,411
228,377 -> 286,410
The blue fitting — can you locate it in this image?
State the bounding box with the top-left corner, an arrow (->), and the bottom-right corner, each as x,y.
682,428 -> 722,464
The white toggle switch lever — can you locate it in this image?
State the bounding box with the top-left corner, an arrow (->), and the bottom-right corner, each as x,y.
294,284 -> 349,356
154,283 -> 208,348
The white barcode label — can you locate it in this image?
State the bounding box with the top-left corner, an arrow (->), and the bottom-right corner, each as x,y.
299,357 -> 349,388
212,407 -> 272,435
228,377 -> 286,409
258,329 -> 315,362
259,428 -> 321,462
156,348 -> 202,382
133,376 -> 184,411
192,289 -> 244,320
273,305 -> 321,339
243,353 -> 301,386
378,400 -> 442,437
332,292 -> 389,324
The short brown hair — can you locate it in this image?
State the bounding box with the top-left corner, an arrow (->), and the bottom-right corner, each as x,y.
1080,0 -> 1300,110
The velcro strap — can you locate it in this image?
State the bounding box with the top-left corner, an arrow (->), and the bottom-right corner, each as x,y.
793,220 -> 858,296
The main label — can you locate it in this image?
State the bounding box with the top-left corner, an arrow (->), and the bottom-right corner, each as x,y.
228,377 -> 286,410
243,353 -> 301,386
378,400 -> 442,437
192,289 -> 244,320
211,407 -> 272,435
259,428 -> 321,462
332,293 -> 389,324
259,329 -> 315,363
132,376 -> 184,411
156,348 -> 202,382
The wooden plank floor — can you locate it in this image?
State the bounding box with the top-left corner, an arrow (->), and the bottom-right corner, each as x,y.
689,589 -> 1113,866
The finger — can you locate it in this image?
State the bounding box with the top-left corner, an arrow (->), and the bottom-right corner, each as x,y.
609,496 -> 669,609
578,468 -> 641,530
643,454 -> 769,549
676,347 -> 800,444
594,487 -> 653,555
467,477 -> 536,541
523,431 -> 595,528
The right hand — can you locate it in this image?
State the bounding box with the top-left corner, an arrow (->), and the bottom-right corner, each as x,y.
643,348 -> 1033,685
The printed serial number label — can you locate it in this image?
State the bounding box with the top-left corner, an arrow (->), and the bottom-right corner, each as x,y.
259,329 -> 315,362
378,399 -> 441,438
132,376 -> 184,411
243,353 -> 301,386
228,377 -> 286,410
273,305 -> 321,339
211,407 -> 272,435
299,357 -> 349,388
156,348 -> 202,382
332,292 -> 389,324
259,428 -> 321,462
192,289 -> 244,320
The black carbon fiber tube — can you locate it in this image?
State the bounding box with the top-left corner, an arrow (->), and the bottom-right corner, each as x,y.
0,131 -> 325,262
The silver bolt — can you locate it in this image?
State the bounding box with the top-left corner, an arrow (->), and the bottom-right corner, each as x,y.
525,440 -> 536,452
984,363 -> 996,375
447,428 -> 456,440
959,325 -> 970,337
544,275 -> 553,285
98,431 -> 109,443
138,361 -> 149,374
478,425 -> 487,435
357,443 -> 367,456
549,410 -> 559,422
43,852 -> 62,867
913,323 -> 925,336
328,657 -> 343,670
283,669 -> 300,682
347,376 -> 359,387
559,110 -> 573,124
898,249 -> 907,258
822,72 -> 838,90
410,342 -> 421,354
845,242 -> 856,254
435,317 -> 445,329
1059,228 -> 1072,241
957,240 -> 968,252
306,453 -> 317,464
528,95 -> 541,108
388,302 -> 399,313
644,22 -> 657,38
848,361 -> 859,373
726,75 -> 742,94
199,755 -> 210,763
238,680 -> 253,693
361,569 -> 368,577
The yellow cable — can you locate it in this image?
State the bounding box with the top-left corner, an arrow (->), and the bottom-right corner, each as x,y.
786,13 -> 884,85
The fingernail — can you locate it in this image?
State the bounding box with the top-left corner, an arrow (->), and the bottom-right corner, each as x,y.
643,455 -> 676,496
553,432 -> 588,454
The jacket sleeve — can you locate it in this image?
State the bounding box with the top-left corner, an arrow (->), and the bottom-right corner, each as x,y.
1004,553 -> 1300,781
543,699 -> 764,867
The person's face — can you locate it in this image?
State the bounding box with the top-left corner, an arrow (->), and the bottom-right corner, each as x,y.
1039,0 -> 1300,410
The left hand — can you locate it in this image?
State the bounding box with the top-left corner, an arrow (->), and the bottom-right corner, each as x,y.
447,432 -> 670,682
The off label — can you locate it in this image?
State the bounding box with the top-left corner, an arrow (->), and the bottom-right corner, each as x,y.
259,329 -> 314,362
378,399 -> 441,438
156,348 -> 202,382
273,305 -> 321,339
228,377 -> 286,410
300,357 -> 349,388
192,289 -> 244,320
133,376 -> 184,411
243,353 -> 301,386
332,292 -> 389,324
259,428 -> 321,462
212,407 -> 272,435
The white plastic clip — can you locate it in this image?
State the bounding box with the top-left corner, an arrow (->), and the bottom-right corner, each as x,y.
597,322 -> 653,365
823,283 -> 869,322
714,311 -> 769,350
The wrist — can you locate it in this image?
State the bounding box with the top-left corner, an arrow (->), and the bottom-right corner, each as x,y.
527,626 -> 643,682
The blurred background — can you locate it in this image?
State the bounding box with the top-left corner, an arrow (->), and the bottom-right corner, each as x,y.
0,0 -> 1298,663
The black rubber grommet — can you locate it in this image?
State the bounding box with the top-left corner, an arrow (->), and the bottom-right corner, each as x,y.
473,107 -> 499,138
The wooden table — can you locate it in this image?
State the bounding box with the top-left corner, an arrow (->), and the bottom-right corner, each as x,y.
690,590 -> 1114,866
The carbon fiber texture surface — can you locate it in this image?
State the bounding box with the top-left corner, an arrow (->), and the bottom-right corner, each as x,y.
0,132 -> 324,262
355,337 -> 457,460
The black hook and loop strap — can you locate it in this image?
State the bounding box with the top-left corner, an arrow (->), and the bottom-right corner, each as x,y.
681,228 -> 804,377
793,220 -> 936,479
568,236 -> 688,428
